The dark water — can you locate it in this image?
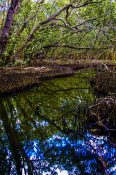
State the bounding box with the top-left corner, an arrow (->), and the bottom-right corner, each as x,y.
0,69 -> 116,175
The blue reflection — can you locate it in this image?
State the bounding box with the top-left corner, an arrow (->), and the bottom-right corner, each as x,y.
24,132 -> 116,174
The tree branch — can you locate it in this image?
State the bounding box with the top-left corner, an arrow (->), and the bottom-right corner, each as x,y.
44,44 -> 110,50
13,1 -> 102,60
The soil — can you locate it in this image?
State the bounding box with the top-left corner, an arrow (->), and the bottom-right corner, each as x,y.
90,71 -> 116,97
0,60 -> 116,97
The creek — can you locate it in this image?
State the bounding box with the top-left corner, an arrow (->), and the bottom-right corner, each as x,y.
0,68 -> 116,175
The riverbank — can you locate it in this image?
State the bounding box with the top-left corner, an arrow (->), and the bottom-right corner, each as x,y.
0,60 -> 116,97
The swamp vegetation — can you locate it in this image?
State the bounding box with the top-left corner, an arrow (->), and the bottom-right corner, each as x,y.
0,0 -> 116,175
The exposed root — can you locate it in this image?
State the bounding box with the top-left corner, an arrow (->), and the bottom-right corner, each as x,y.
87,97 -> 116,143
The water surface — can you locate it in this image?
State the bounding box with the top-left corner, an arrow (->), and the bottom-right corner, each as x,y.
0,69 -> 115,175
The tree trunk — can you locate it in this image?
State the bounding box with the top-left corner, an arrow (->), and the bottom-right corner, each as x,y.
0,0 -> 21,55
0,99 -> 22,175
0,98 -> 34,174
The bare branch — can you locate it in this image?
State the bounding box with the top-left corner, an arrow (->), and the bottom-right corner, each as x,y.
53,18 -> 68,27
13,1 -> 102,60
74,17 -> 101,29
44,44 -> 110,50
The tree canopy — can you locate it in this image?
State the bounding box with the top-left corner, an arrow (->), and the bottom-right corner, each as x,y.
0,0 -> 116,65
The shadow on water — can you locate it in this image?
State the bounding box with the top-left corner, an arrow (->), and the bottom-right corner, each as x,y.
0,69 -> 116,175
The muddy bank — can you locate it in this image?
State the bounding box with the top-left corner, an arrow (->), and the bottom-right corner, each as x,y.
90,71 -> 116,97
87,97 -> 116,143
0,66 -> 74,97
0,61 -> 115,97
88,71 -> 116,143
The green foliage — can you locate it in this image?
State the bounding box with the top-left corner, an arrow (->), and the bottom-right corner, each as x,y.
0,0 -> 116,64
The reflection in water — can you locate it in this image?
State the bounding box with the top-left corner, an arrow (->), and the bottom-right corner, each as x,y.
0,69 -> 116,175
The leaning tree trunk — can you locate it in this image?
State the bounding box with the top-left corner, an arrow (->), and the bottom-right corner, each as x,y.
0,99 -> 33,175
0,0 -> 21,56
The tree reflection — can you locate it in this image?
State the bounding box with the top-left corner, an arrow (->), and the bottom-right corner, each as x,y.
0,71 -> 115,174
